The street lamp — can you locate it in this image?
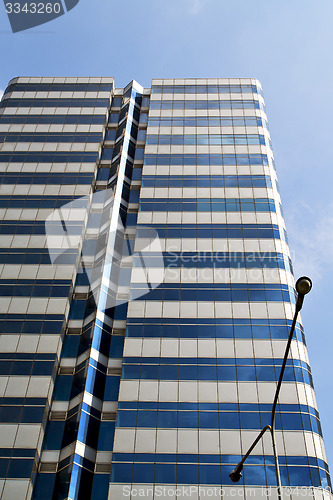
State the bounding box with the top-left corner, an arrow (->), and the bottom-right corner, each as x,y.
229,277 -> 312,499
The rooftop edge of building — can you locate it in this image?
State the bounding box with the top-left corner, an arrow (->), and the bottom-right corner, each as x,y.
151,77 -> 262,88
7,76 -> 115,85
6,76 -> 262,89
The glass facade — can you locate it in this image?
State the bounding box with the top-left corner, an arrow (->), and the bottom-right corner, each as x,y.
0,77 -> 331,500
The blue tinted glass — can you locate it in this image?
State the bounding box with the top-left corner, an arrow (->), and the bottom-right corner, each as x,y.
109,336 -> 124,358
199,464 -> 221,484
62,336 -> 80,357
117,411 -> 137,427
160,365 -> 178,380
122,365 -> 140,379
110,463 -> 132,483
256,366 -> 276,381
21,405 -> 45,423
177,464 -> 199,484
198,366 -> 216,380
219,412 -> 240,429
239,412 -> 261,429
309,467 -> 322,487
199,412 -> 219,429
234,325 -> 252,338
158,411 -> 177,427
179,365 -> 198,379
178,411 -> 198,428
252,325 -> 268,339
7,458 -> 33,478
216,325 -> 233,338
137,411 -> 157,427
132,463 -> 154,483
301,413 -> 312,431
242,465 -> 266,485
91,474 -> 110,500
32,473 -> 56,499
44,420 -> 65,450
270,325 -> 289,339
217,366 -> 236,380
155,464 -> 176,483
288,466 -> 312,486
53,375 -> 73,401
98,422 -> 115,451
104,376 -> 120,401
281,413 -> 302,430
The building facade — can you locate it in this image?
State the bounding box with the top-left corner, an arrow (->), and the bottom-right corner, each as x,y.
0,77 -> 330,500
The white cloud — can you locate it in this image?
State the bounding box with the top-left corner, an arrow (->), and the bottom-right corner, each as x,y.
285,200 -> 333,282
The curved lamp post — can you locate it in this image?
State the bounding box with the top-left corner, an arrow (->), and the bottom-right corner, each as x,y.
229,277 -> 312,499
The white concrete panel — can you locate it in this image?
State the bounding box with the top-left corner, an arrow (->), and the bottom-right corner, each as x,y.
156,429 -> 177,453
135,429 -> 156,453
139,380 -> 159,401
178,429 -> 198,453
113,428 -> 136,453
118,380 -> 139,401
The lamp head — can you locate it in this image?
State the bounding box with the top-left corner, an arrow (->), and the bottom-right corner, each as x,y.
296,276 -> 312,296
229,464 -> 243,482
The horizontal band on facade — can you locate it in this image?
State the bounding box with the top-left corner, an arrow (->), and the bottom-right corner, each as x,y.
127,300 -> 295,320
149,100 -> 263,111
0,132 -> 103,144
120,365 -> 313,387
151,84 -> 262,94
139,198 -> 277,213
147,116 -> 267,128
118,400 -> 318,414
125,318 -> 305,342
0,249 -> 78,265
141,174 -> 272,188
118,380 -> 316,407
146,134 -> 267,146
123,338 -> 307,361
132,267 -> 293,281
125,317 -> 301,327
111,452 -> 327,469
109,461 -> 328,489
129,283 -> 295,303
0,219 -> 83,231
0,457 -> 38,480
0,98 -> 111,108
0,297 -> 70,316
0,115 -> 107,125
139,189 -> 275,201
0,404 -> 48,424
132,252 -> 291,267
0,173 -> 95,185
0,315 -> 64,336
143,251 -> 286,264
124,330 -> 305,344
144,153 -> 270,166
122,356 -> 309,367
137,222 -> 285,235
0,152 -> 99,163
5,83 -> 114,93
2,108 -> 108,117
0,282 -> 71,298
0,193 -> 86,205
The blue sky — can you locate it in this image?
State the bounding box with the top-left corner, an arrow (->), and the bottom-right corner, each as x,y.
1,0 -> 333,468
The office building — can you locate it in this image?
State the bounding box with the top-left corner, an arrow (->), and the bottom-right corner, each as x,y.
0,77 -> 331,500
